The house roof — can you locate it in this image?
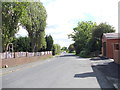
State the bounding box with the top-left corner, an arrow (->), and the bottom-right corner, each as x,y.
103,33 -> 120,39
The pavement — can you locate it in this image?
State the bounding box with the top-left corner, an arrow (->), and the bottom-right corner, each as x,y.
90,56 -> 120,90
0,53 -> 118,89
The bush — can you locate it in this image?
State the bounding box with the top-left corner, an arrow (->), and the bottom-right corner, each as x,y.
52,44 -> 61,55
69,51 -> 75,53
79,50 -> 91,58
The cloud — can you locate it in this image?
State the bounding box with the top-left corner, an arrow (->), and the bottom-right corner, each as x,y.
40,0 -> 119,47
46,24 -> 60,29
16,0 -> 119,47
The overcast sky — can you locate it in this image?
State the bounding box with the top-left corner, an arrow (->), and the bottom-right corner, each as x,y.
17,0 -> 119,47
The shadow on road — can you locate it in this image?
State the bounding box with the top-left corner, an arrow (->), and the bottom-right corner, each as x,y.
92,62 -> 120,89
74,72 -> 95,78
74,70 -> 115,89
92,62 -> 120,79
74,62 -> 118,89
90,56 -> 109,61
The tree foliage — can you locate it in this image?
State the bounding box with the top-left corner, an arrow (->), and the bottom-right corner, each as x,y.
52,44 -> 61,55
69,21 -> 116,57
45,35 -> 54,51
2,2 -> 47,52
2,2 -> 29,51
20,2 -> 47,52
12,37 -> 31,52
68,44 -> 75,53
92,23 -> 115,40
69,21 -> 96,54
88,23 -> 115,52
61,47 -> 68,52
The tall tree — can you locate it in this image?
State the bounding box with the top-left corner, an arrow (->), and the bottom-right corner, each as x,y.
92,23 -> 115,40
89,23 -> 115,52
2,2 -> 29,52
45,35 -> 54,51
69,21 -> 96,54
20,2 -> 47,52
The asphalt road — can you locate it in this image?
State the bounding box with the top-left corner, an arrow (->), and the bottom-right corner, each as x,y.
1,53 -> 114,88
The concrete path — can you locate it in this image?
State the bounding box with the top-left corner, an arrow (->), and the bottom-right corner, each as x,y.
1,53 -> 115,88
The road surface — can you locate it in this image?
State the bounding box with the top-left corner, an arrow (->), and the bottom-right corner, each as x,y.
1,53 -> 114,88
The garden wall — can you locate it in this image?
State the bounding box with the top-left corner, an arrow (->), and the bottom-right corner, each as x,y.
0,51 -> 52,68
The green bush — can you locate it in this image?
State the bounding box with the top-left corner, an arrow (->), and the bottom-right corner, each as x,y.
52,44 -> 61,55
79,50 -> 91,58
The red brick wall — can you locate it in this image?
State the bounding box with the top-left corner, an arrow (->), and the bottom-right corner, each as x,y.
106,39 -> 120,59
113,50 -> 120,64
1,54 -> 52,68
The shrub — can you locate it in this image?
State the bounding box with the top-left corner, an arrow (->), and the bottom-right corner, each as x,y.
52,44 -> 61,55
79,50 -> 91,58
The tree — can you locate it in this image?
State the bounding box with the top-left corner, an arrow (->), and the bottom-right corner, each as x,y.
69,21 -> 116,57
45,35 -> 54,51
61,47 -> 68,52
52,44 -> 61,55
12,37 -> 31,52
68,44 -> 75,53
89,23 -> 115,52
20,2 -> 47,52
92,23 -> 115,40
69,21 -> 96,54
2,2 -> 29,52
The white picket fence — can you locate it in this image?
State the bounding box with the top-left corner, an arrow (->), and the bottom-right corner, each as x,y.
0,51 -> 52,59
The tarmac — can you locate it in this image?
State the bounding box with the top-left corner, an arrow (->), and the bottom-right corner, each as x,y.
90,56 -> 120,90
0,55 -> 120,89
1,56 -> 55,76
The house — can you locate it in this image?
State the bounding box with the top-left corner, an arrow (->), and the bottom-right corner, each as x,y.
102,33 -> 120,64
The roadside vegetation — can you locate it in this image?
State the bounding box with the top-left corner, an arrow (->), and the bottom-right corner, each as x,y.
61,47 -> 68,53
2,1 -> 61,55
2,2 -> 115,57
52,44 -> 61,55
68,44 -> 75,53
69,21 -> 115,58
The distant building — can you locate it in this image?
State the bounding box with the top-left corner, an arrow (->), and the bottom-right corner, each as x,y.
102,33 -> 120,64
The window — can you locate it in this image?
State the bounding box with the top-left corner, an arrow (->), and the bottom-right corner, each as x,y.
114,44 -> 120,50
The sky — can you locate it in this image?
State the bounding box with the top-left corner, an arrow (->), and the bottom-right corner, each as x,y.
16,0 -> 119,47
